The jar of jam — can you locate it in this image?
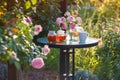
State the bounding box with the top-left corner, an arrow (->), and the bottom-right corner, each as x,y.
56,30 -> 66,43
47,31 -> 56,43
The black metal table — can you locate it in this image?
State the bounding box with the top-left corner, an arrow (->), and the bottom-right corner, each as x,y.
34,37 -> 98,80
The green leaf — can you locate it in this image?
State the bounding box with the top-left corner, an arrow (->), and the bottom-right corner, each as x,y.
0,28 -> 3,33
14,61 -> 21,70
9,59 -> 15,64
25,1 -> 31,9
31,0 -> 37,5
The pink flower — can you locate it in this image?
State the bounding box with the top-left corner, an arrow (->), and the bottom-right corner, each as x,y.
31,58 -> 45,69
34,25 -> 42,35
70,23 -> 76,29
10,51 -> 19,61
61,23 -> 67,30
74,10 -> 78,16
114,27 -> 120,33
23,17 -> 32,25
55,17 -> 62,25
76,17 -> 82,25
55,11 -> 83,31
61,17 -> 66,22
98,38 -> 103,47
43,45 -> 50,55
64,11 -> 71,16
67,16 -> 75,22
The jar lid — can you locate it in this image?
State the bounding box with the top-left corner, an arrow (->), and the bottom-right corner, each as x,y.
48,30 -> 56,35
57,30 -> 65,35
49,30 -> 55,33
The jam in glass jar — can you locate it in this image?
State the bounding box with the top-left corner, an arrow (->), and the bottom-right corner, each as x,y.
47,30 -> 56,43
56,30 -> 66,43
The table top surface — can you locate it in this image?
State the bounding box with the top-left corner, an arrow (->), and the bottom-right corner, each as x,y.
36,37 -> 98,48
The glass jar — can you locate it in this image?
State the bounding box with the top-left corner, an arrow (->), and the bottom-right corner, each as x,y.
73,29 -> 79,41
56,30 -> 66,43
47,30 -> 56,43
73,26 -> 84,41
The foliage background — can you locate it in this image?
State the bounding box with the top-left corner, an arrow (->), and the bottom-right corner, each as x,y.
0,0 -> 120,80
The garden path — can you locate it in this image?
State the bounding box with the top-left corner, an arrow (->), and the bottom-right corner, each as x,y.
0,62 -> 59,80
23,68 -> 59,80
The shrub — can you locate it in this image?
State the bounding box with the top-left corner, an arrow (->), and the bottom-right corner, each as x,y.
96,20 -> 120,80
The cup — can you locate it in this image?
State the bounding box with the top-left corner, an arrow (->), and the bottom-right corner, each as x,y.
79,31 -> 88,43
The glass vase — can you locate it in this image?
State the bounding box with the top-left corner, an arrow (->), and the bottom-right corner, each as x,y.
66,29 -> 73,42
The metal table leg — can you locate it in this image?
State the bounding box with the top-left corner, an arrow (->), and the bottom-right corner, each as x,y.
60,48 -> 66,80
60,48 -> 75,80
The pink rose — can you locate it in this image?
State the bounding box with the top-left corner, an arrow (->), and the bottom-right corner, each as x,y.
67,16 -> 75,22
64,11 -> 70,16
98,38 -> 103,47
34,25 -> 42,35
55,17 -> 62,25
114,27 -> 120,33
61,23 -> 67,30
76,17 -> 82,25
74,10 -> 78,16
11,51 -> 17,59
31,58 -> 45,69
10,51 -> 19,61
43,45 -> 50,55
61,17 -> 66,22
70,23 -> 76,29
23,17 -> 32,25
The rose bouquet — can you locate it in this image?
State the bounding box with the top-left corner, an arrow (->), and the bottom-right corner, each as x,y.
55,10 -> 83,41
55,10 -> 82,31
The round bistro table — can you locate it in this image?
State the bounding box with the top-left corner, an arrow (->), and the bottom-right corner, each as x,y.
34,37 -> 98,80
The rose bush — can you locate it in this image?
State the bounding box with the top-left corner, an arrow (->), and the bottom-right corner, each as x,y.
96,22 -> 120,80
0,13 -> 50,70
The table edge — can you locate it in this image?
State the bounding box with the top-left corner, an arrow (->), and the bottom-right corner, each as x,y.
33,37 -> 98,48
